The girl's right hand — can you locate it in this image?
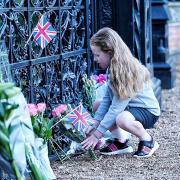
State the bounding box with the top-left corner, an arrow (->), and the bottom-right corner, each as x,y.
85,119 -> 100,136
85,125 -> 95,135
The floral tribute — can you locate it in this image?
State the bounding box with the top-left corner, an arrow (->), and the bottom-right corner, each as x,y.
51,103 -> 99,161
28,103 -> 54,143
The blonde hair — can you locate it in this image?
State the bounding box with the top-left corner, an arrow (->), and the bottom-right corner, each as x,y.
90,27 -> 151,99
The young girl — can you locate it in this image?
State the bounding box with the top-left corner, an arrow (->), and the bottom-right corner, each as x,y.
81,27 -> 160,157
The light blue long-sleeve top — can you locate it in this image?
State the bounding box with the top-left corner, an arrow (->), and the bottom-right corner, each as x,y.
95,81 -> 161,135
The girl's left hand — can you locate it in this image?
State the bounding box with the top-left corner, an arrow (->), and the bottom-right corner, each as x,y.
81,134 -> 99,150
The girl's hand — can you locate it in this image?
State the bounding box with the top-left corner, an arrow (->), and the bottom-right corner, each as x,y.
81,134 -> 99,150
85,125 -> 95,136
85,119 -> 100,136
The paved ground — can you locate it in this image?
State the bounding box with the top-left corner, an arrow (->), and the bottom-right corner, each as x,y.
52,60 -> 180,180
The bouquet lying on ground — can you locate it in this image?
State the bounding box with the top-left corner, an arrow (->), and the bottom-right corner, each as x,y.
51,103 -> 99,161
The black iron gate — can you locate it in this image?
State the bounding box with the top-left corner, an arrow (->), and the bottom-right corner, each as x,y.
0,0 -> 94,108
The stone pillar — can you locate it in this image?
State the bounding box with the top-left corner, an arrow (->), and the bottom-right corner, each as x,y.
152,0 -> 176,89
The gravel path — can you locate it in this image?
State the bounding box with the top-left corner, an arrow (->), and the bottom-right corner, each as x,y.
52,60 -> 180,180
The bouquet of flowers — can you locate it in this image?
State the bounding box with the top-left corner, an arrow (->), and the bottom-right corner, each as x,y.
28,103 -> 53,143
51,103 -> 99,161
27,103 -> 56,179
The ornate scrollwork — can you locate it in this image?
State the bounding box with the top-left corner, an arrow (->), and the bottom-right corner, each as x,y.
31,60 -> 62,107
60,10 -> 71,52
73,0 -> 83,6
31,64 -> 47,103
0,0 -> 93,109
73,10 -> 85,50
60,0 -> 71,6
46,11 -> 59,55
11,12 -> 28,61
12,68 -> 30,101
30,11 -> 43,58
31,0 -> 43,7
0,13 -> 7,39
61,55 -> 87,105
101,0 -> 113,27
60,7 -> 85,52
12,0 -> 24,7
45,0 -> 57,7
0,0 -> 5,8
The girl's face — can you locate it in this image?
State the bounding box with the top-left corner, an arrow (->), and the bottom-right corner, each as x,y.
91,45 -> 111,69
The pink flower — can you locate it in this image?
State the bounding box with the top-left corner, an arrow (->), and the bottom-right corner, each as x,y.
37,103 -> 46,113
28,104 -> 38,116
52,104 -> 68,118
57,104 -> 67,114
52,107 -> 61,118
91,75 -> 99,83
91,74 -> 107,84
98,74 -> 107,84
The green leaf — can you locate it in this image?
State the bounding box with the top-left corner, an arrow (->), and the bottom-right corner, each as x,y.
0,146 -> 11,160
0,131 -> 9,143
4,103 -> 19,120
47,119 -> 54,129
0,102 -> 5,120
0,121 -> 5,129
25,145 -> 48,180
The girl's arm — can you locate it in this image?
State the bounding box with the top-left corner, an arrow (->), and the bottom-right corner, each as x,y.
94,88 -> 111,124
96,95 -> 131,136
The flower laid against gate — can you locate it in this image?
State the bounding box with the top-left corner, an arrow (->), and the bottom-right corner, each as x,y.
27,102 -> 56,179
27,103 -> 54,143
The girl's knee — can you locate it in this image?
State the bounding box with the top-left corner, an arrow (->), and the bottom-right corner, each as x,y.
116,112 -> 127,126
116,111 -> 134,127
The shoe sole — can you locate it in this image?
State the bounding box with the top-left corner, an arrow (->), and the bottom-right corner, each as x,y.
133,141 -> 159,158
100,146 -> 133,155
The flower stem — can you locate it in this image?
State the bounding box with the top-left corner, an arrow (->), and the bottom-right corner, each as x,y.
11,160 -> 23,180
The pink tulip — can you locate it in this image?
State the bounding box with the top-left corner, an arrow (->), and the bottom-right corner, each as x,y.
57,104 -> 67,114
27,104 -> 38,116
52,107 -> 61,118
37,103 -> 46,113
52,104 -> 68,118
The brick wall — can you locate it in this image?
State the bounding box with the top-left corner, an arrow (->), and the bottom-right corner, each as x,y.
168,23 -> 180,53
168,2 -> 180,54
